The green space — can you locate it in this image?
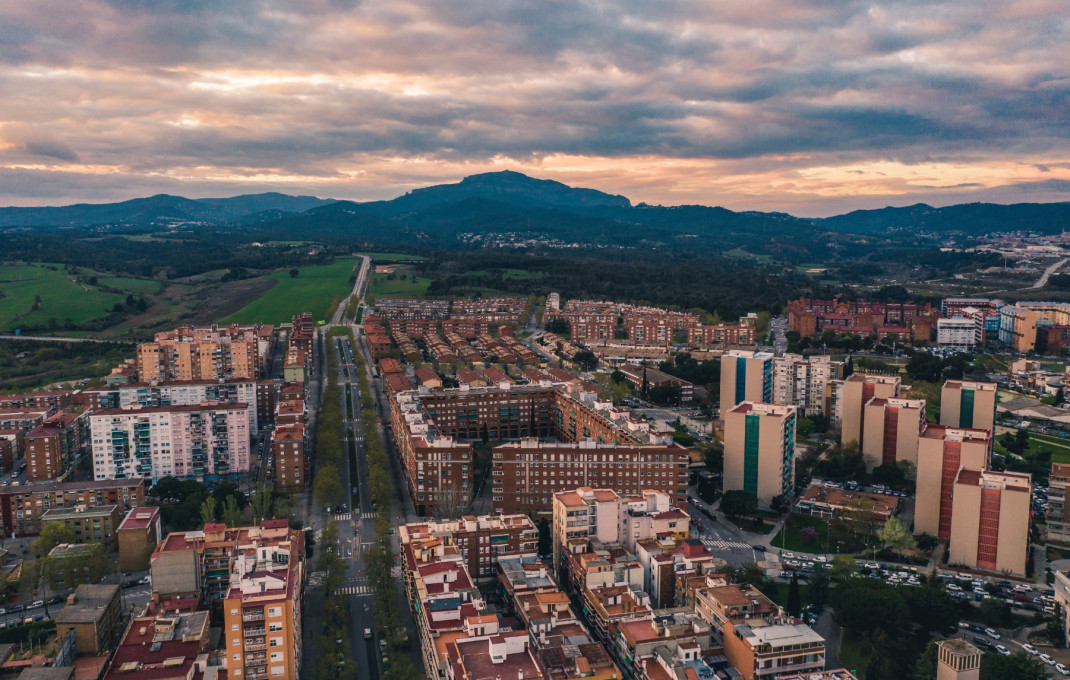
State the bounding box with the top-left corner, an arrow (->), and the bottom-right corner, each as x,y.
0,262 -> 129,331
221,257 -> 358,325
772,515 -> 832,554
366,272 -> 432,298
458,268 -> 547,280
723,247 -> 772,262
0,339 -> 133,393
98,276 -> 162,295
359,252 -> 427,262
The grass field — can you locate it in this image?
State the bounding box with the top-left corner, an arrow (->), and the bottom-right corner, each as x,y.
221,258 -> 358,325
0,263 -> 128,331
997,431 -> 1070,465
458,268 -> 546,280
359,252 -> 427,262
98,276 -> 162,295
366,272 -> 432,298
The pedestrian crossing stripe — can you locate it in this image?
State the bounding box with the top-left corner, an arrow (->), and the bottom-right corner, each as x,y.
342,586 -> 372,595
700,537 -> 753,551
333,513 -> 352,521
360,512 -> 376,519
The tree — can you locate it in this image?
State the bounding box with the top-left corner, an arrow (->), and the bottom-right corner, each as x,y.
872,463 -> 908,488
213,482 -> 247,509
544,318 -> 569,334
720,490 -> 758,517
199,496 -> 218,526
786,573 -> 802,617
877,516 -> 917,557
251,487 -> 275,523
809,565 -> 830,609
537,518 -> 552,558
913,640 -> 939,680
800,527 -> 818,543
289,268 -> 300,278
1048,603 -> 1065,648
572,350 -> 597,371
610,370 -> 627,384
770,494 -> 792,515
829,579 -> 909,635
648,384 -> 682,405
222,495 -> 243,527
796,417 -> 815,437
979,598 -> 1013,628
31,523 -> 75,557
830,555 -> 858,580
702,441 -> 724,474
980,653 -> 1045,680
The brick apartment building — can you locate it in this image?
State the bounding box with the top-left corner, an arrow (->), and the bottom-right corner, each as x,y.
860,397 -> 926,473
0,478 -> 145,537
25,411 -> 88,482
836,373 -> 901,447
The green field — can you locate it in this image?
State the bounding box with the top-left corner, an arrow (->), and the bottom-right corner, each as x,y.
0,263 -> 129,331
98,276 -> 162,295
366,272 -> 432,298
359,252 -> 427,262
458,268 -> 546,280
221,258 -> 358,325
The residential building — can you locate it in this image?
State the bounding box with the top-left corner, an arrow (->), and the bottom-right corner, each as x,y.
779,672 -> 857,680
1054,571 -> 1070,648
936,638 -> 981,680
54,584 -> 122,655
41,504 -> 122,549
719,351 -> 773,412
940,381 -> 997,434
615,365 -> 694,404
89,403 -> 251,482
0,478 -> 145,537
947,469 -> 1031,576
17,669 -> 74,680
84,378 -> 274,431
633,539 -> 714,608
619,609 -> 715,680
689,580 -> 778,633
271,423 -> 306,493
723,403 -> 797,509
151,520 -> 303,606
998,305 -> 1038,352
793,484 -> 899,527
937,315 -> 983,350
914,425 -> 991,539
860,397 -> 925,473
117,506 -> 162,572
222,530 -> 305,680
398,514 -> 537,581
723,622 -> 825,680
1049,463 -> 1070,544
772,355 -> 845,418
101,611 -> 211,680
837,374 -> 901,447
137,324 -> 273,382
25,411 -> 88,482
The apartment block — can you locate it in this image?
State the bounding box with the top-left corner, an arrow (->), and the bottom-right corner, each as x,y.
117,506 -> 161,572
137,324 -> 273,381
101,611 -> 210,680
772,354 -> 845,418
54,584 -> 122,655
1048,463 -> 1070,545
914,425 -> 991,539
398,514 -> 537,581
85,379 -> 273,431
688,579 -> 777,634
272,423 -> 306,493
633,538 -> 715,608
998,305 -> 1038,352
940,381 -> 997,434
837,374 -> 901,447
723,403 -> 797,509
89,403 -> 251,482
947,469 -> 1031,576
719,351 -> 773,412
222,532 -> 305,680
0,389 -> 76,411
860,397 -> 925,473
723,623 -> 825,680
151,520 -> 303,608
937,316 -> 983,350
686,323 -> 755,349
41,504 -> 122,549
620,610 -> 716,680
0,478 -> 145,537
25,411 -> 88,482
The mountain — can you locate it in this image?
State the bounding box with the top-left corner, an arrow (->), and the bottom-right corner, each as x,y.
0,192 -> 336,228
1,172 -> 1068,242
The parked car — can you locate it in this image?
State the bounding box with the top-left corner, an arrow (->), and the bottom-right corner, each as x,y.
995,645 -> 1010,656
1022,644 -> 1038,655
1041,654 -> 1055,666
1056,663 -> 1069,676
984,627 -> 1000,639
27,601 -> 43,610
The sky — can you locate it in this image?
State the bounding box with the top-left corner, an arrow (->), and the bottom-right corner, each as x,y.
0,0 -> 1067,217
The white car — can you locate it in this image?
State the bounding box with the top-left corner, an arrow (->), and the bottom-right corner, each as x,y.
946,584 -> 962,592
783,552 -> 795,560
984,627 -> 1000,639
814,555 -> 828,563
1056,663 -> 1069,676
1041,654 -> 1055,666
1022,644 -> 1038,655
995,645 -> 1010,656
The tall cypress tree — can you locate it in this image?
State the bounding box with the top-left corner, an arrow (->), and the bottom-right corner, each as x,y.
786,573 -> 802,617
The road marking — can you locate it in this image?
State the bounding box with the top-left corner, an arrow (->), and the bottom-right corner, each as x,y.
700,537 -> 754,551
360,512 -> 377,519
333,513 -> 352,521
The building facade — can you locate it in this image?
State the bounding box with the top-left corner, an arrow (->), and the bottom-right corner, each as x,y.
837,374 -> 901,448
860,397 -> 925,473
940,381 -> 997,434
723,403 -> 797,509
914,425 -> 991,539
947,469 -> 1031,576
772,354 -> 844,418
719,351 -> 773,412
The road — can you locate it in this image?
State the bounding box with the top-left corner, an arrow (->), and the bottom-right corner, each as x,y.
1026,257 -> 1068,290
331,256 -> 371,325
0,334 -> 138,344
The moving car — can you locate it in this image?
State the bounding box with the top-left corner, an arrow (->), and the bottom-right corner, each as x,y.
364,628 -> 372,639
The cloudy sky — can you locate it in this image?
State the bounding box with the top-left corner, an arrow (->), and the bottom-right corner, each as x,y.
1,0 -> 1067,216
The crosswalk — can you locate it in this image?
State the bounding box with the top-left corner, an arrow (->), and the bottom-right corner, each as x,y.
341,585 -> 373,595
331,511 -> 377,522
699,537 -> 754,551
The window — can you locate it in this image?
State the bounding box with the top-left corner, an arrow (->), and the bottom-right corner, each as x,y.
268,607 -> 281,617
270,667 -> 285,677
270,638 -> 283,647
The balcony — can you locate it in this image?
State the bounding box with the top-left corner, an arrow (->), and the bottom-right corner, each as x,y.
243,611 -> 265,622
244,627 -> 266,637
245,658 -> 267,668
245,642 -> 267,652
